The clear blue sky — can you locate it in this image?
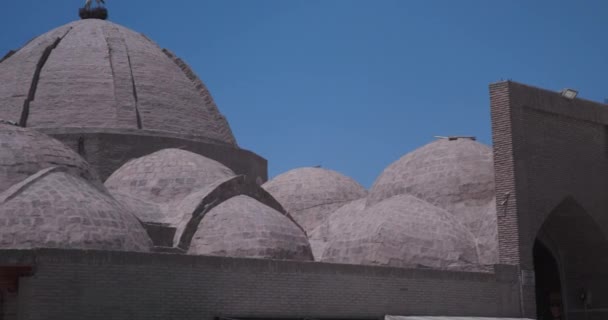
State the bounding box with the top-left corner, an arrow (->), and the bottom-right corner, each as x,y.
1,1 -> 607,187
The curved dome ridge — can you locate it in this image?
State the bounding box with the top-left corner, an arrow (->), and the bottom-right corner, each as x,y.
0,19 -> 236,145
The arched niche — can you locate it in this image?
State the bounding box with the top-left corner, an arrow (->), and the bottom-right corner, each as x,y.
533,197 -> 608,320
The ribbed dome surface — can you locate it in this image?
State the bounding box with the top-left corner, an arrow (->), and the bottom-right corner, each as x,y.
0,169 -> 151,252
0,19 -> 236,145
188,195 -> 313,261
0,123 -> 101,194
367,138 -> 498,264
322,194 -> 479,270
262,167 -> 367,233
106,148 -> 235,205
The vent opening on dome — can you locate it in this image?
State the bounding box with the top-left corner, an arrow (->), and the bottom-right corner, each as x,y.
434,135 -> 477,141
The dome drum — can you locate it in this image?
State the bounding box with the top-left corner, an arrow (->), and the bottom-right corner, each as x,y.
38,117 -> 268,183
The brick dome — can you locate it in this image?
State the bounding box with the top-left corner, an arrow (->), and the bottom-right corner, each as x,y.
105,148 -> 235,206
0,168 -> 152,252
368,138 -> 498,265
188,195 -> 313,261
0,123 -> 101,194
322,194 -> 479,270
0,19 -> 236,145
262,167 -> 367,234
308,198 -> 367,260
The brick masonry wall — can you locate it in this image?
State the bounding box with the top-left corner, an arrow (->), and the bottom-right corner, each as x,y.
37,128 -> 268,183
490,81 -> 608,319
2,249 -> 521,320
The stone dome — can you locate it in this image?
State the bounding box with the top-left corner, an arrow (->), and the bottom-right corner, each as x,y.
367,138 -> 498,264
322,194 -> 479,270
188,195 -> 313,261
0,167 -> 151,252
105,148 -> 235,205
0,123 -> 101,194
0,19 -> 236,145
308,198 -> 367,260
262,167 -> 367,234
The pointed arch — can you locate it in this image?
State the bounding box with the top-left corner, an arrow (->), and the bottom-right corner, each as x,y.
533,196 -> 608,319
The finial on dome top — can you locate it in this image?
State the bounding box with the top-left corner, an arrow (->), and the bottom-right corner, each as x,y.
79,0 -> 108,20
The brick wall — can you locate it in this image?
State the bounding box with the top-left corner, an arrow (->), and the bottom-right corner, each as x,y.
1,249 -> 521,320
490,81 -> 608,319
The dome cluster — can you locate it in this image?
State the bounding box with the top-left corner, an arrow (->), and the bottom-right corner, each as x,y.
0,18 -> 499,270
106,148 -> 313,261
0,124 -> 151,252
264,138 -> 499,270
0,124 -> 313,260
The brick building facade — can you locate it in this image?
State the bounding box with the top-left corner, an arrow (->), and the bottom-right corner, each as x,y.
490,81 -> 608,320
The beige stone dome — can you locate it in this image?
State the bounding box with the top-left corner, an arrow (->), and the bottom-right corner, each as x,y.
262,167 -> 367,234
308,198 -> 367,260
105,148 -> 235,206
188,195 -> 313,261
0,123 -> 101,194
0,19 -> 235,145
322,194 -> 479,270
368,138 -> 498,264
0,168 -> 151,252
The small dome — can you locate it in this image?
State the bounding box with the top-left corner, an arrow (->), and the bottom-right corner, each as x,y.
188,195 -> 313,261
0,168 -> 151,251
105,148 -> 235,204
322,194 -> 479,270
0,123 -> 101,194
308,198 -> 367,260
263,167 -> 367,233
0,19 -> 236,145
367,138 -> 497,264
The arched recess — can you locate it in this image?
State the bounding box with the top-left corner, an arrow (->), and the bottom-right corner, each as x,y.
533,197 -> 608,320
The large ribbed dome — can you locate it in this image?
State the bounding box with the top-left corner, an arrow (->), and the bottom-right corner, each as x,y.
322,194 -> 479,270
262,167 -> 367,234
189,195 -> 313,261
0,168 -> 151,252
0,123 -> 101,194
105,148 -> 235,205
0,19 -> 236,145
367,138 -> 498,264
